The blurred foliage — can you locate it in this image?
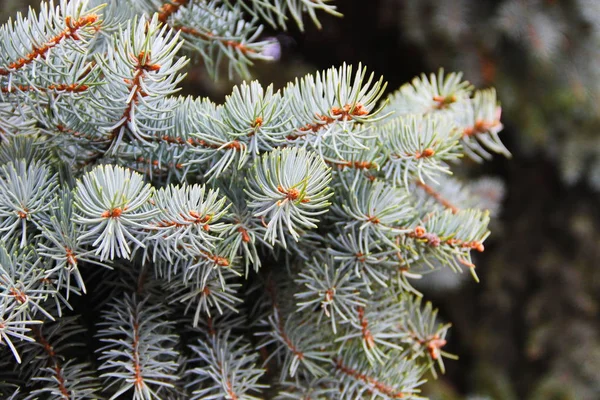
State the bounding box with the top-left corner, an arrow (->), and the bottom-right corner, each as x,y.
385,0 -> 600,192
0,0 -> 37,16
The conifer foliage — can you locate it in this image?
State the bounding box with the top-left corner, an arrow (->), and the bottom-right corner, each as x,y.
0,1 -> 509,398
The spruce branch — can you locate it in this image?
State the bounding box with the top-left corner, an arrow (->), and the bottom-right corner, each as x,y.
0,0 -> 102,77
274,375 -> 338,399
0,137 -> 45,167
413,175 -> 506,217
0,242 -> 55,325
0,104 -> 37,142
257,311 -> 333,379
37,189 -> 111,296
166,267 -> 242,327
0,160 -> 58,247
459,88 -> 511,161
233,0 -> 341,31
144,183 -> 230,261
333,348 -> 426,400
334,291 -> 406,364
95,14 -> 188,152
295,252 -> 367,334
186,331 -> 266,399
221,80 -> 291,156
327,226 -> 399,290
407,209 -> 490,281
385,69 -> 473,116
73,165 -> 157,261
414,179 -> 460,215
169,1 -> 274,79
321,136 -> 384,175
245,146 -> 333,247
398,295 -> 452,377
184,99 -> 250,181
19,317 -> 101,400
284,63 -> 387,143
96,293 -> 180,400
218,183 -> 264,274
0,0 -> 512,395
333,178 -> 414,248
0,302 -> 41,364
379,114 -> 462,188
181,245 -> 241,290
0,242 -> 57,363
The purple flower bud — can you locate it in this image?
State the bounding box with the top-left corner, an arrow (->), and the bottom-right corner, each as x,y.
261,37 -> 281,61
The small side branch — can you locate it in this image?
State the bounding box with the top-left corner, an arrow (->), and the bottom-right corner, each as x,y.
34,327 -> 70,399
0,15 -> 99,75
109,51 -> 161,140
149,134 -> 244,151
416,181 -> 459,214
131,319 -> 144,392
175,25 -> 256,55
325,159 -> 378,171
286,103 -> 368,141
1,83 -> 89,93
335,358 -> 407,398
462,118 -> 501,137
357,306 -> 375,349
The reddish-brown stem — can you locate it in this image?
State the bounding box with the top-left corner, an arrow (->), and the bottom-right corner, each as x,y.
157,0 -> 189,23
9,287 -> 27,304
357,306 -> 375,349
278,326 -> 304,360
110,51 -> 161,140
462,119 -> 501,137
479,52 -> 496,84
56,124 -> 108,143
134,156 -> 183,170
148,134 -> 243,151
206,316 -> 216,337
65,247 -> 77,266
132,320 -> 144,391
226,380 -> 239,400
335,358 -> 406,398
410,226 -> 484,252
416,181 -> 459,214
175,25 -> 256,54
237,226 -> 250,243
266,279 -> 305,360
325,159 -> 377,171
0,15 -> 99,76
1,83 -> 89,93
154,211 -> 212,229
286,103 -> 369,140
34,327 -> 70,399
